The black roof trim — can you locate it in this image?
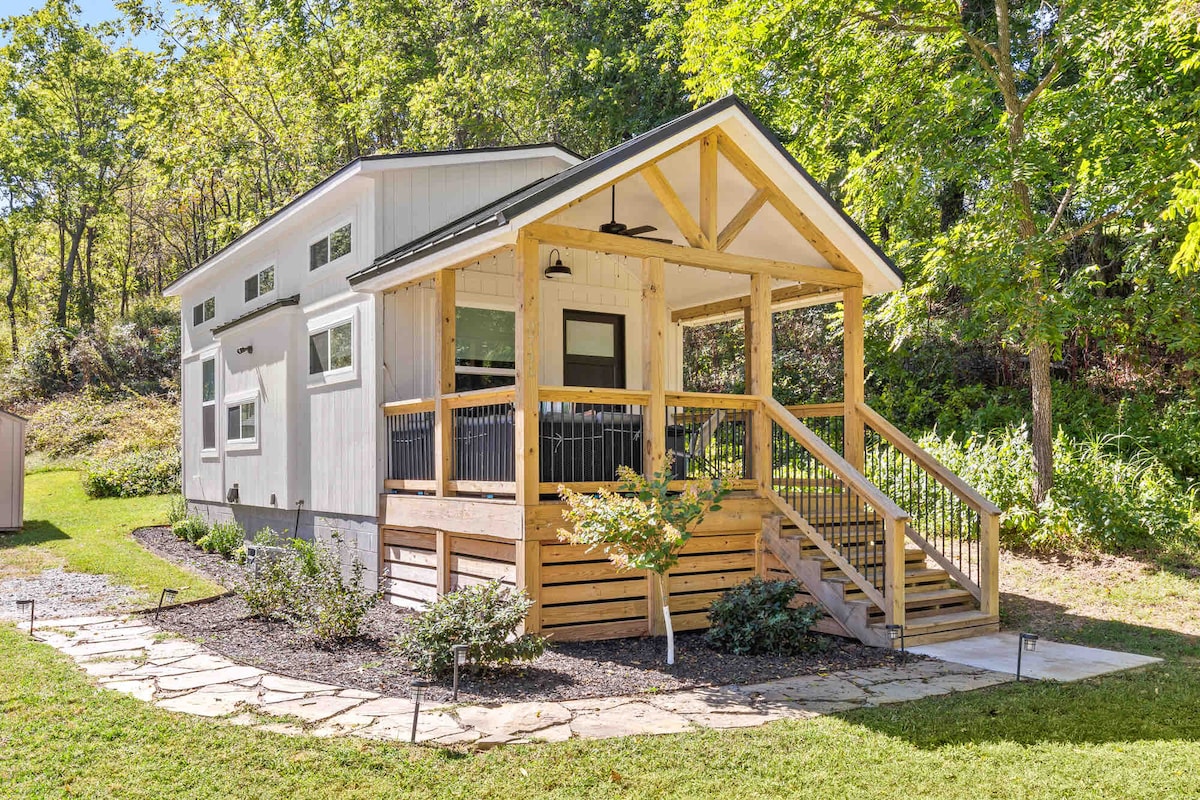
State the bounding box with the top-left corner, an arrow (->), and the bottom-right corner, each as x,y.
165,143 -> 579,292
350,95 -> 902,287
213,294 -> 301,336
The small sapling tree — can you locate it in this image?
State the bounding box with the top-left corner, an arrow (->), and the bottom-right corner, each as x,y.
558,457 -> 731,665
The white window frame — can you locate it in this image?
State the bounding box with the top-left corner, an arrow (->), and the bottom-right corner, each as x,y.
306,308 -> 359,387
244,265 -> 276,304
192,296 -> 215,327
200,356 -> 218,454
224,390 -> 259,450
308,217 -> 354,272
454,302 -> 517,386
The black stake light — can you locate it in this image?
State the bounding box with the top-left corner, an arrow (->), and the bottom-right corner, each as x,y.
410,678 -> 430,743
884,623 -> 906,662
156,588 -> 180,621
451,644 -> 469,702
1016,632 -> 1039,681
15,599 -> 34,635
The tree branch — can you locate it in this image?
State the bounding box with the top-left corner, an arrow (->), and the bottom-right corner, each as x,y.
1020,57 -> 1061,113
1045,181 -> 1074,236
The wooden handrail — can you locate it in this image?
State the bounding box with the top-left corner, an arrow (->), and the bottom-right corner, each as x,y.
856,402 -> 1002,516
442,386 -> 516,409
382,397 -> 436,415
538,386 -> 653,405
785,402 -> 844,418
763,397 -> 910,522
664,391 -> 758,409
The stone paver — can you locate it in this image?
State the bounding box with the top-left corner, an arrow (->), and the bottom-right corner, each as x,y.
48,614 -> 1157,749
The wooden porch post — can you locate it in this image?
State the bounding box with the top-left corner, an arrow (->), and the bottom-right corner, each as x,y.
843,285 -> 865,471
433,269 -> 456,496
514,232 -> 541,505
749,273 -> 773,490
643,257 -> 667,478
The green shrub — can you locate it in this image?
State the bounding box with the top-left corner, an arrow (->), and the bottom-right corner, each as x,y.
705,577 -> 825,656
167,494 -> 188,524
197,520 -> 245,559
300,533 -> 381,642
171,515 -> 209,544
80,448 -> 180,498
394,581 -> 546,677
922,424 -> 1200,553
235,530 -> 379,642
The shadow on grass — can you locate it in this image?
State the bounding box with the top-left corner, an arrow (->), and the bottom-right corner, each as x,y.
0,520 -> 69,549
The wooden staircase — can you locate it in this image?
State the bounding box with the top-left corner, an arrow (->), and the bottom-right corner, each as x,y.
758,398 -> 1002,650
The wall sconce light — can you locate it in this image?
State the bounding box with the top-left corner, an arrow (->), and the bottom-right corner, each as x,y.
236,345 -> 253,354
544,248 -> 571,279
410,678 -> 431,743
451,643 -> 469,701
15,599 -> 34,635
226,483 -> 240,504
1016,632 -> 1039,681
885,623 -> 906,662
156,588 -> 180,621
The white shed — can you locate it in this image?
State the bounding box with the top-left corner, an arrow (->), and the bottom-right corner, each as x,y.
0,408 -> 26,532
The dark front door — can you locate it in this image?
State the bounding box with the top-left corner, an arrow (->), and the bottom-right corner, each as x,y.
562,310 -> 625,388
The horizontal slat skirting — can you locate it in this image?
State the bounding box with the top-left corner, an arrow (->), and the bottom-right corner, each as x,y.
541,560 -> 629,584
449,537 -> 516,563
677,533 -> 756,554
672,551 -> 756,574
669,569 -> 754,594
542,619 -> 650,642
449,572 -> 516,590
383,582 -> 437,603
382,561 -> 437,586
540,578 -> 646,606
540,598 -> 647,627
382,545 -> 437,568
450,554 -> 517,582
381,527 -> 436,549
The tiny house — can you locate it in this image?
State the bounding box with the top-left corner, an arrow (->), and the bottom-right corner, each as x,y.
0,408 -> 26,532
165,97 -> 1001,649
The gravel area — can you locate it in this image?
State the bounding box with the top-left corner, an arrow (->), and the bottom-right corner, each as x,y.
133,526 -> 242,589
143,525 -> 905,704
0,568 -> 138,620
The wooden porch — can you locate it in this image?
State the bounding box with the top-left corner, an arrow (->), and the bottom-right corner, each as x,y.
371,118 -> 1001,649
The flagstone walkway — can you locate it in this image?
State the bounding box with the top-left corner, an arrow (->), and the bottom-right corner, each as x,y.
35,615 -> 1014,748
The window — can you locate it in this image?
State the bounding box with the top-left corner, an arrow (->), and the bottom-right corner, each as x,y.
309,223 -> 352,270
201,358 -> 216,450
192,297 -> 215,326
244,266 -> 275,302
226,400 -> 256,443
309,320 -> 353,375
455,307 -> 515,391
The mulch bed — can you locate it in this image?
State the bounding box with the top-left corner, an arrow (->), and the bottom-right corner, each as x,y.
140,526 -> 905,704
133,526 -> 243,589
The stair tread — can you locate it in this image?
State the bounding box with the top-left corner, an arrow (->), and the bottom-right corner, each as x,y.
875,609 -> 998,630
904,587 -> 974,603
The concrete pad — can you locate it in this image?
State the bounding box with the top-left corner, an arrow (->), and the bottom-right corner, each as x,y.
910,633 -> 1161,682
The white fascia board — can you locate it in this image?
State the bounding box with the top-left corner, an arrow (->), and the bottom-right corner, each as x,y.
358,145 -> 581,174
164,163 -> 368,297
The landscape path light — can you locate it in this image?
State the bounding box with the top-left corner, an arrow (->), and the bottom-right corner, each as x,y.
452,644 -> 469,701
410,678 -> 431,743
884,623 -> 905,662
1016,632 -> 1039,681
16,599 -> 34,635
156,588 -> 180,621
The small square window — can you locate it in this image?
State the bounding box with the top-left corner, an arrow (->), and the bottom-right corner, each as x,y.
226,400 -> 256,443
329,224 -> 351,261
310,239 -> 329,271
245,266 -> 275,302
309,321 -> 353,376
193,297 -> 215,326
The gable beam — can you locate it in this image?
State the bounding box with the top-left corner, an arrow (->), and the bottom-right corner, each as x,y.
716,132 -> 859,274
672,283 -> 834,323
523,222 -> 862,287
699,133 -> 719,247
640,164 -> 709,249
717,187 -> 769,252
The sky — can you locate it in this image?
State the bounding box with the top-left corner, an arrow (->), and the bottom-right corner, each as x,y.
6,0 -> 183,50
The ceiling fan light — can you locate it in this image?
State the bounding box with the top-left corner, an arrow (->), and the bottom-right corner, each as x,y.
544,248 -> 571,278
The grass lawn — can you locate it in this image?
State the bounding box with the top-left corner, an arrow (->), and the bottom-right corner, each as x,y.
2,488 -> 1198,798
0,470 -> 222,603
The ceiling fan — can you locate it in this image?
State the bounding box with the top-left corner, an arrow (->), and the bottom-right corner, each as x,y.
599,187 -> 672,243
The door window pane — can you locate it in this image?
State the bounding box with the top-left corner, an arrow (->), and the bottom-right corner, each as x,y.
566,319 -> 616,357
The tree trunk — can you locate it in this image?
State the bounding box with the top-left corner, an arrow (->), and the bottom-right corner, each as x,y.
5,234 -> 17,356
57,216 -> 87,328
1029,341 -> 1054,503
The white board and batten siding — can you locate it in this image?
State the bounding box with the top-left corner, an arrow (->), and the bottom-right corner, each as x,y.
0,409 -> 26,531
381,246 -> 686,402
174,150 -> 577,525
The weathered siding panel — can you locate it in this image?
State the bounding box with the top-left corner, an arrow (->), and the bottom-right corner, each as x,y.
0,412 -> 25,531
